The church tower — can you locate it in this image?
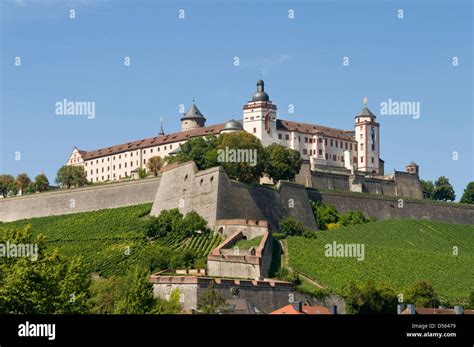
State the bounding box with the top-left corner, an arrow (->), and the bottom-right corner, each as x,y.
181,101 -> 206,131
355,98 -> 380,174
242,80 -> 277,146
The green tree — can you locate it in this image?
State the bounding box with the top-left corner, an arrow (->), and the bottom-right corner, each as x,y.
55,165 -> 88,188
197,282 -> 227,314
0,226 -> 90,314
169,249 -> 198,270
25,182 -> 37,194
181,211 -> 208,237
146,156 -> 164,177
153,288 -> 182,314
89,276 -> 129,314
279,216 -> 306,236
34,173 -> 50,192
145,208 -> 183,239
344,280 -> 398,314
7,182 -> 18,197
263,144 -> 302,183
404,280 -> 440,308
311,202 -> 340,230
0,174 -> 15,197
15,173 -> 31,194
460,182 -> 474,204
114,269 -> 156,314
166,135 -> 219,170
421,180 -> 435,200
138,167 -> 148,179
433,176 -> 456,202
216,132 -> 265,183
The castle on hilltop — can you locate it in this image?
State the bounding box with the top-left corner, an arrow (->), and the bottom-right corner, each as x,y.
66,80 -> 423,198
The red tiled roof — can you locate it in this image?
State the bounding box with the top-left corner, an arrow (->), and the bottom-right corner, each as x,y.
75,118 -> 355,161
277,119 -> 355,141
79,123 -> 225,161
271,304 -> 332,315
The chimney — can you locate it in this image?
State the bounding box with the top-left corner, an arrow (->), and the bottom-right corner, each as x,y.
330,305 -> 337,315
454,306 -> 463,315
397,304 -> 405,315
294,301 -> 303,313
407,304 -> 416,315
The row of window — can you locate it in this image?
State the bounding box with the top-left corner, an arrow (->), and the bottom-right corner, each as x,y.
88,160 -> 141,174
276,133 -> 358,151
84,145 -> 173,167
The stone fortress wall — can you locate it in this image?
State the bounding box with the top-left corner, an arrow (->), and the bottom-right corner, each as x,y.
1,161 -> 472,226
150,274 -> 345,313
0,177 -> 161,222
296,161 -> 424,199
207,222 -> 273,279
309,190 -> 474,225
150,161 -> 317,231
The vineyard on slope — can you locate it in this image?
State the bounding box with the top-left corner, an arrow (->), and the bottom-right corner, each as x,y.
0,203 -> 222,276
287,219 -> 474,302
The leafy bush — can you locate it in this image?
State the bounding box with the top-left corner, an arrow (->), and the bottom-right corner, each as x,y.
145,209 -> 183,239
311,202 -> 340,230
340,211 -> 369,227
344,280 -> 398,314
302,229 -> 317,239
311,202 -> 375,230
326,222 -> 342,230
404,280 -> 440,308
146,209 -> 209,239
275,267 -> 301,285
279,217 -> 306,236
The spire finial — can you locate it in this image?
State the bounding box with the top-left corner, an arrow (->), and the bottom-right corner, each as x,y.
192,97 -> 195,104
159,116 -> 165,135
363,96 -> 368,106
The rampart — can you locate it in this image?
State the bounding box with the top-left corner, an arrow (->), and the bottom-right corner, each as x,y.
296,162 -> 424,199
207,229 -> 273,279
309,190 -> 474,225
150,274 -> 345,313
0,178 -> 160,222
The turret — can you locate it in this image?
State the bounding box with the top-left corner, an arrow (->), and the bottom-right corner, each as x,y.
242,80 -> 277,146
181,100 -> 206,131
355,97 -> 380,174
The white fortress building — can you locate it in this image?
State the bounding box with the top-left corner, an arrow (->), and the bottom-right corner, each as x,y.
66,80 -> 385,183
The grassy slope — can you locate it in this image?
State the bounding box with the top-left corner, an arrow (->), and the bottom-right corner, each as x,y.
234,236 -> 263,250
0,204 -> 221,277
287,219 -> 474,302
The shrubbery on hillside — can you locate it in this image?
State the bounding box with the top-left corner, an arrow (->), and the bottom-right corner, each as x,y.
344,280 -> 398,314
145,209 -> 208,239
311,202 -> 375,230
279,216 -> 317,238
0,225 -> 91,314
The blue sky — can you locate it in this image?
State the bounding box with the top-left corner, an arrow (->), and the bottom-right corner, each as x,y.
1,0 -> 472,199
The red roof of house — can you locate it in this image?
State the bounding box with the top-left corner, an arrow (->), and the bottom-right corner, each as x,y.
271,304 -> 332,315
